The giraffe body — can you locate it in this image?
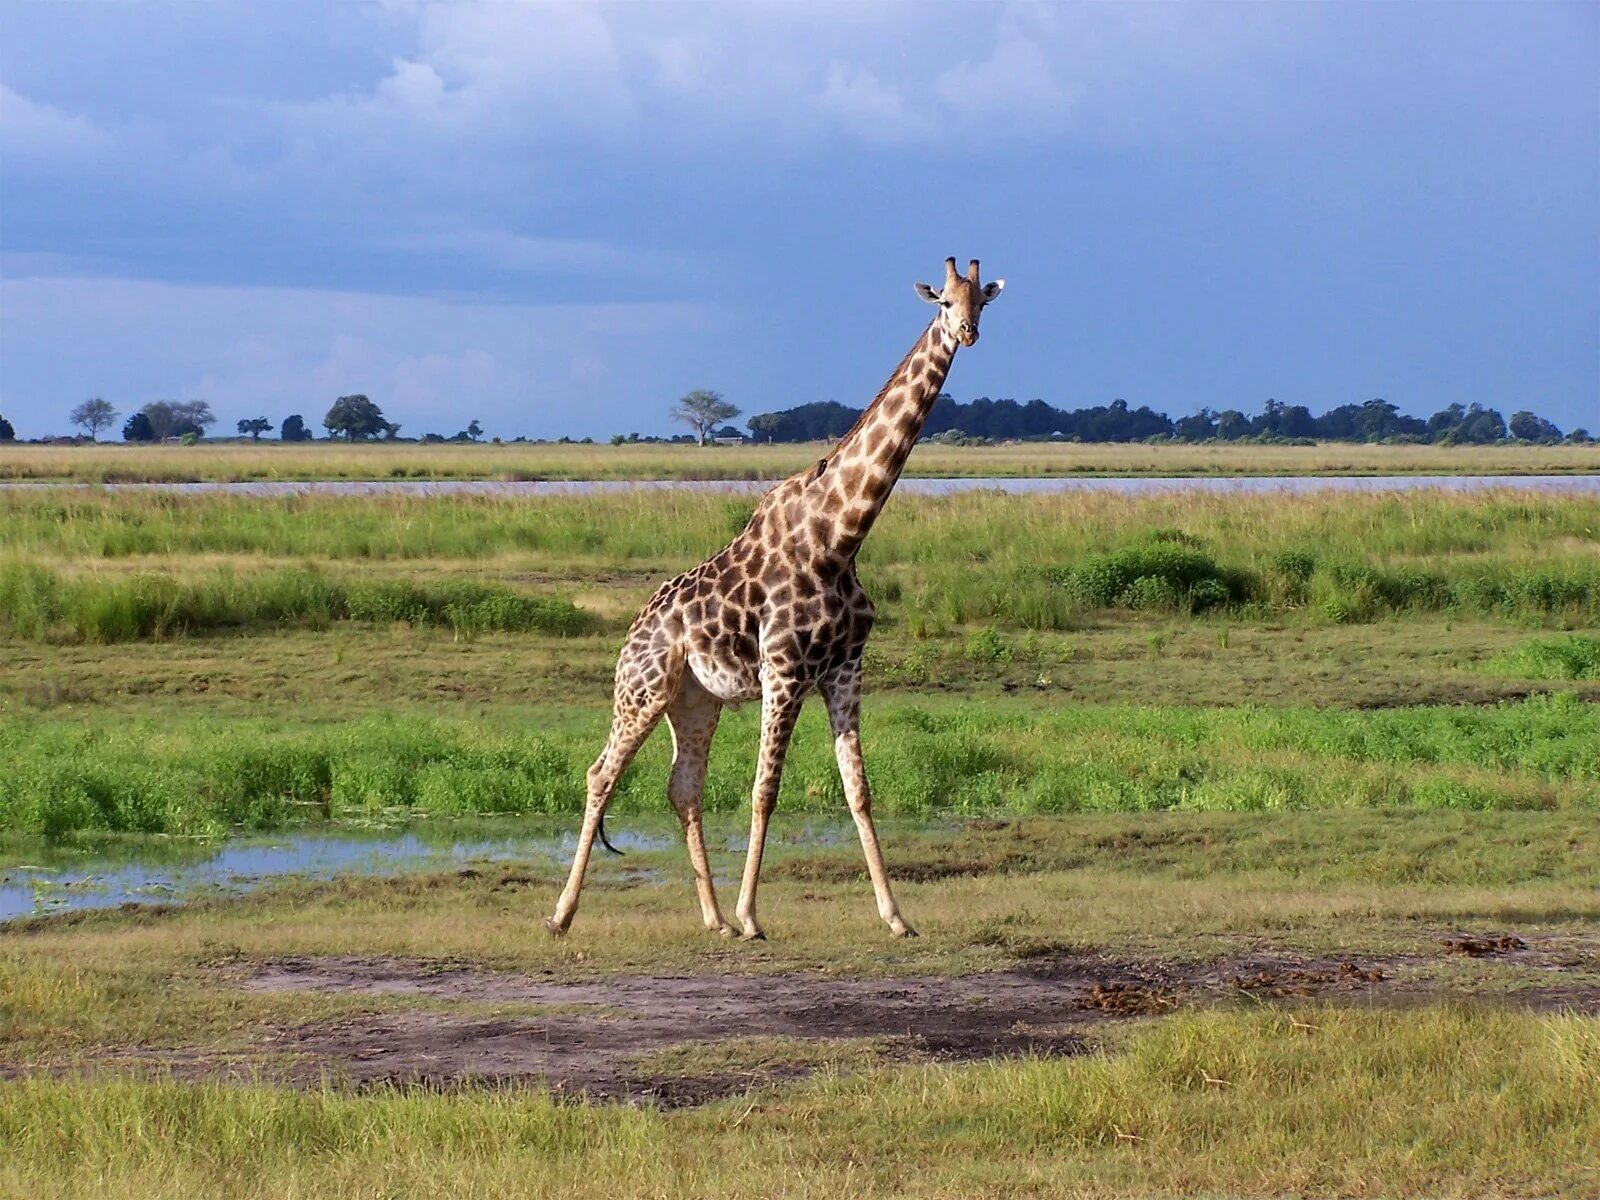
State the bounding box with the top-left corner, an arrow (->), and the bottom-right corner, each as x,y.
547,258 -> 1002,940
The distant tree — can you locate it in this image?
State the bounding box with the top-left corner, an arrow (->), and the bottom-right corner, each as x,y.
1446,404 -> 1508,445
1426,403 -> 1467,442
323,394 -> 387,441
1509,411 -> 1563,442
466,419 -> 483,442
382,422 -> 402,440
0,414 -> 14,441
1215,409 -> 1250,441
1173,408 -> 1218,442
237,417 -> 273,440
173,400 -> 216,439
748,401 -> 862,443
280,413 -> 314,442
421,432 -> 446,444
70,398 -> 119,441
141,400 -> 215,441
122,412 -> 155,442
671,389 -> 740,445
1567,428 -> 1593,444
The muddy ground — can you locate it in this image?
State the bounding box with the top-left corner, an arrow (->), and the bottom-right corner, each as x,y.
86,932 -> 1598,1107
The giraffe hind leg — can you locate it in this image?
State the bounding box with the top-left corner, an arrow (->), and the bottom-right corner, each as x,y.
545,647 -> 681,935
665,675 -> 733,935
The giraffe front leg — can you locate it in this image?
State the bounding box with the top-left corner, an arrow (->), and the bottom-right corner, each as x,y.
822,666 -> 916,938
734,675 -> 805,941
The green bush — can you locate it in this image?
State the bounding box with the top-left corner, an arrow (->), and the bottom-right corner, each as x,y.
964,628 -> 1014,663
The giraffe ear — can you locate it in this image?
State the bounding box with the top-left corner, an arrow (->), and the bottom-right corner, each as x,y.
914,282 -> 942,304
981,279 -> 1005,303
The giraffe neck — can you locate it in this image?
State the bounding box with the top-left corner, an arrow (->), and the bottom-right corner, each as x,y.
820,317 -> 958,557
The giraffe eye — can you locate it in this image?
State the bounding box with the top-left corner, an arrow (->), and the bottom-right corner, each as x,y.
939,300 -> 952,308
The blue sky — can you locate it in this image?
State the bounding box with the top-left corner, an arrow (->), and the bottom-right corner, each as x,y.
1,1 -> 1596,439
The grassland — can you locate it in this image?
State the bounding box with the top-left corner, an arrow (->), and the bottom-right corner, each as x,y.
2,479 -> 1596,1196
3,811 -> 1599,1197
2,488 -> 1597,643
2,437 -> 1598,483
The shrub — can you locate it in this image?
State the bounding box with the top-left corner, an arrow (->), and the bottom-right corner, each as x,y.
965,627 -> 1014,663
1269,549 -> 1317,583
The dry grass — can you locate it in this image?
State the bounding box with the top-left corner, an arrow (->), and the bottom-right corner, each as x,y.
2,438 -> 1597,483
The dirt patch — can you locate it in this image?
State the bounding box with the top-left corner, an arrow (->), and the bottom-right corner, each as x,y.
1441,932 -> 1528,957
76,934 -> 1600,1107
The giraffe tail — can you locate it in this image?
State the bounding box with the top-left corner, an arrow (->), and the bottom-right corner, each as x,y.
597,816 -> 625,857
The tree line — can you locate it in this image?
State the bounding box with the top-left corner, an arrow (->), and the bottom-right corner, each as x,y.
742,396 -> 1590,445
0,396 -> 486,445
0,391 -> 1588,447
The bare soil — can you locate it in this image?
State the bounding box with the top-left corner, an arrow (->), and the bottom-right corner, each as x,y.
86,932 -> 1593,1107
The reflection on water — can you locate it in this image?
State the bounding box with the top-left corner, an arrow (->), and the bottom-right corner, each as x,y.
0,474 -> 1596,498
0,816 -> 884,923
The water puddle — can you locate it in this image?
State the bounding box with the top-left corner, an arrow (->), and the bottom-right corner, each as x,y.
0,816 -> 881,923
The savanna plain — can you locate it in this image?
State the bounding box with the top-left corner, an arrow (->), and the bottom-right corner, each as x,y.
2,452 -> 1598,1198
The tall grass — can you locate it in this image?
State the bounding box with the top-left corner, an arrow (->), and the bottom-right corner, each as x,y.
0,694 -> 1591,836
0,561 -> 588,643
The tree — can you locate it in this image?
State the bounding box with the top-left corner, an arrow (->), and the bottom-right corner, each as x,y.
237,417 -> 273,440
122,412 -> 156,442
1215,409 -> 1250,440
280,414 -> 313,442
0,414 -> 14,442
671,389 -> 740,445
465,419 -> 483,442
1509,411 -> 1562,442
140,400 -> 215,441
70,398 -> 119,441
323,394 -> 387,441
1173,408 -> 1218,442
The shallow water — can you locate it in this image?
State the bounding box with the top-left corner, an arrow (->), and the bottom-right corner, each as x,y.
1,474 -> 1597,497
0,816 -> 875,923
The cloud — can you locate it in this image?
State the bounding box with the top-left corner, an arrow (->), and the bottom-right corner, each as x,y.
0,82 -> 110,164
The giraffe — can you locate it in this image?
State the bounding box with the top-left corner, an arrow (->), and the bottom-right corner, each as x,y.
546,257 -> 1003,941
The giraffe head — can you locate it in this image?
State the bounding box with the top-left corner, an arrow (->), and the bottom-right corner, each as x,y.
914,257 -> 1003,347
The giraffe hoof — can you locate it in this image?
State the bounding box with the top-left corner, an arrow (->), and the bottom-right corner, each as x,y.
543,918 -> 568,938
893,925 -> 919,939
710,922 -> 736,938
739,928 -> 767,942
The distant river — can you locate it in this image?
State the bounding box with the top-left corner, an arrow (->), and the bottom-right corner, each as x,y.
4,474 -> 1599,497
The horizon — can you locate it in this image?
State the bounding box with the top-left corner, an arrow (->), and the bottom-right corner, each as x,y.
2,2 -> 1596,439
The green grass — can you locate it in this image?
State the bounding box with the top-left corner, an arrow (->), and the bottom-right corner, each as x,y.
3,489 -> 1598,639
0,693 -> 1592,837
2,1005 -> 1594,1198
1485,633 -> 1600,680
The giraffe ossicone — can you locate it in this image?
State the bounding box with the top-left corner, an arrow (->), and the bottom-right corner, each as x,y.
545,257 -> 1004,940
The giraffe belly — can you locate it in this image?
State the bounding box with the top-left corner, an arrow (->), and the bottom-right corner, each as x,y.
688,653 -> 762,705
